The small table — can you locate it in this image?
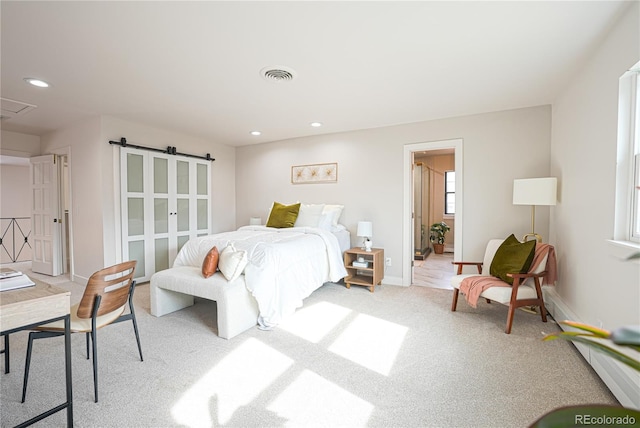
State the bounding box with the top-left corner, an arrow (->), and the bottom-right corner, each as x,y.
0,279 -> 73,427
343,247 -> 384,292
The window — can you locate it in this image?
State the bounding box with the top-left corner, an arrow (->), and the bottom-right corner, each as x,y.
445,171 -> 455,215
614,61 -> 640,243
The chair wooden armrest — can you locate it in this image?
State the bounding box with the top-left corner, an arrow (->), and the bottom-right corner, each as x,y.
451,261 -> 483,275
506,270 -> 547,280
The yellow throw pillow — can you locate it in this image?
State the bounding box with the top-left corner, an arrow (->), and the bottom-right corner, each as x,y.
489,234 -> 536,285
266,202 -> 301,228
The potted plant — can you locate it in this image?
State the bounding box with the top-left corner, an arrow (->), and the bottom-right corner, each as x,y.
429,221 -> 450,254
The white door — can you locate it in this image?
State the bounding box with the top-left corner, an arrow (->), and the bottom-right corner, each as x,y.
151,154 -> 203,273
30,154 -> 63,276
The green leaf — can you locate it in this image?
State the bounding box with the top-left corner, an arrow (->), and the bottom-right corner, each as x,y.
559,320 -> 610,338
626,252 -> 640,260
543,331 -> 598,342
531,405 -> 640,428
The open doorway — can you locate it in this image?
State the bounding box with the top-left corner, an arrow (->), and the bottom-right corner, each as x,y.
403,139 -> 463,287
0,150 -> 72,280
412,150 -> 455,288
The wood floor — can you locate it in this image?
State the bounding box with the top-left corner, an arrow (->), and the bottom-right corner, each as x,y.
412,252 -> 454,289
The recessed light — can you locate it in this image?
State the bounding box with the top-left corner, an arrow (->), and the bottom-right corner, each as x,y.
310,122 -> 322,127
250,131 -> 261,136
24,78 -> 50,88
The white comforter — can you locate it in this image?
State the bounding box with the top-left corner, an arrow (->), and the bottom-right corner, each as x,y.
173,226 -> 347,328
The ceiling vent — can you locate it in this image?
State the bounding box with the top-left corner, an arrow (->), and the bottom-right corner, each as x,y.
1,97 -> 37,120
260,66 -> 297,83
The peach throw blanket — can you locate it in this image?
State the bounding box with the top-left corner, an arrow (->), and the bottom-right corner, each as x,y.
459,244 -> 557,308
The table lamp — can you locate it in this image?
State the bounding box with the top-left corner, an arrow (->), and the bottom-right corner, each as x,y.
513,177 -> 557,242
357,221 -> 373,251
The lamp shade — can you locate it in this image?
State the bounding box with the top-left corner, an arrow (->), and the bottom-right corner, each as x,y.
513,177 -> 557,206
357,221 -> 373,238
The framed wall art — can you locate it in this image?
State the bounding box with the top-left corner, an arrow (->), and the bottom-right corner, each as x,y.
291,162 -> 338,184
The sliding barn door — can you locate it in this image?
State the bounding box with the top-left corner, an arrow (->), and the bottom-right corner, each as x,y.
30,154 -> 63,276
121,148 -> 211,282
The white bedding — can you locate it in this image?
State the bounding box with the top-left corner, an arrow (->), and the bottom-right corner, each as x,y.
331,227 -> 352,253
173,225 -> 348,329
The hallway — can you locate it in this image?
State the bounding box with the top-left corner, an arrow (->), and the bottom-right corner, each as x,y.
412,252 -> 454,289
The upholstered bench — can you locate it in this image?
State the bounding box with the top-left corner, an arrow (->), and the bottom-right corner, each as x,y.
150,266 -> 259,339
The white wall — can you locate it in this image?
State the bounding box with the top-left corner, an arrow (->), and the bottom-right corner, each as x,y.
0,130 -> 41,157
236,105 -> 552,283
0,164 -> 30,217
550,3 -> 639,333
548,2 -> 639,408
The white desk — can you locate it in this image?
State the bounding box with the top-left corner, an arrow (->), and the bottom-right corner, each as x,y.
0,280 -> 73,427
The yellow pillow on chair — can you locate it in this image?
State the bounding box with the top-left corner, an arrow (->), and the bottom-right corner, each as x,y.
489,234 -> 536,285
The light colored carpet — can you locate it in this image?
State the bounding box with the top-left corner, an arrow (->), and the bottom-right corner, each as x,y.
1,265 -> 618,428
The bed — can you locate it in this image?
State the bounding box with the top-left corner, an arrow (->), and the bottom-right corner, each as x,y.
150,203 -> 349,339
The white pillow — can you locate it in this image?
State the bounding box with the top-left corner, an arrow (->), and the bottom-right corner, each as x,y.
321,204 -> 344,227
294,203 -> 325,227
218,243 -> 248,281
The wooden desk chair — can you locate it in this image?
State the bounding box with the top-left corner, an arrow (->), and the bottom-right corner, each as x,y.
21,261 -> 143,403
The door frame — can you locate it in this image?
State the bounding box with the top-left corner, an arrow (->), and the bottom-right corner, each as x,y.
403,139 -> 463,286
55,147 -> 73,280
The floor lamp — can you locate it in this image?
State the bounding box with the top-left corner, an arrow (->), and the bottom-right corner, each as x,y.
513,177 -> 557,242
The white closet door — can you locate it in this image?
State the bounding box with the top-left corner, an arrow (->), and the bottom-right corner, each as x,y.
194,160 -> 211,238
30,154 -> 63,276
174,158 -> 192,258
152,154 -> 171,274
121,148 -> 211,282
121,149 -> 148,281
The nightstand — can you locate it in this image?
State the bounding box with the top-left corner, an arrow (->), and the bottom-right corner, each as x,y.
343,247 -> 384,293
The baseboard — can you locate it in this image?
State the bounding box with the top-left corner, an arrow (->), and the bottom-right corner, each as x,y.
544,288 -> 640,410
71,273 -> 89,285
591,350 -> 640,409
543,288 -> 589,360
382,275 -> 403,286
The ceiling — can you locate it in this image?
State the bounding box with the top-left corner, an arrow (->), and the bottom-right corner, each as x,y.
0,1 -> 630,147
